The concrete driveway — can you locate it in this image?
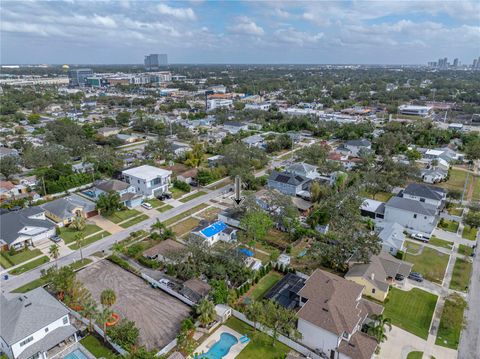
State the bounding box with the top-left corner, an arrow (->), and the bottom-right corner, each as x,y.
88,215 -> 123,234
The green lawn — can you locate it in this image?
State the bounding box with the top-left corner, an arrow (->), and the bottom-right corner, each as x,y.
405,247 -> 449,284
405,241 -> 422,254
472,175 -> 480,201
104,209 -> 142,224
384,288 -> 438,339
69,258 -> 92,270
0,255 -> 12,269
12,277 -> 50,293
361,190 -> 393,202
171,217 -> 201,237
156,204 -> 174,213
8,256 -> 50,275
428,236 -> 453,250
248,271 -> 283,301
447,207 -> 463,217
60,224 -> 103,244
68,231 -> 111,250
1,248 -> 44,266
179,191 -> 207,203
80,335 -> 117,359
223,317 -> 291,359
145,198 -> 164,208
406,352 -> 424,359
208,178 -> 232,190
164,204 -> 209,226
435,294 -> 467,349
458,244 -> 474,256
119,214 -> 149,228
171,187 -> 188,199
462,225 -> 478,241
449,258 -> 472,292
438,219 -> 459,233
438,168 -> 468,192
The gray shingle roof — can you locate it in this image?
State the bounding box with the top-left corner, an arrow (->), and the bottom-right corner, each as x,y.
0,288 -> 70,345
0,208 -> 54,245
403,183 -> 446,200
95,179 -> 130,192
386,197 -> 437,216
41,195 -> 95,220
17,325 -> 77,359
345,139 -> 371,147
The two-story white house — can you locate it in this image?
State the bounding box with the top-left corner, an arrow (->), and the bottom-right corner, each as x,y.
402,183 -> 446,210
384,196 -> 438,237
93,179 -> 142,208
0,288 -> 77,359
122,165 -> 172,199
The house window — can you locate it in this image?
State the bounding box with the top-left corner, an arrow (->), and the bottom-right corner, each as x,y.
152,177 -> 162,186
63,316 -> 68,325
372,288 -> 376,294
413,214 -> 417,219
20,336 -> 33,347
420,198 -> 425,202
45,327 -> 49,333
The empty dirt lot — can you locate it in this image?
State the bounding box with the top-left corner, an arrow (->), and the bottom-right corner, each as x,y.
77,260 -> 190,350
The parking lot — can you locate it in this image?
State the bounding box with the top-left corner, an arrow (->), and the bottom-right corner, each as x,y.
77,260 -> 190,350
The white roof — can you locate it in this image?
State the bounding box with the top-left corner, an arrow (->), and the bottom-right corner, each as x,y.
122,165 -> 171,180
425,149 -> 444,156
399,105 -> 432,111
361,198 -> 383,212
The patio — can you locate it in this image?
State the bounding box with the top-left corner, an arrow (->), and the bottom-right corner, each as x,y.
193,325 -> 249,359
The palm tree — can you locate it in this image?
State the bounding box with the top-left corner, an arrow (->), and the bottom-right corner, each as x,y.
195,298 -> 215,327
49,244 -> 60,268
100,288 -> 117,308
80,298 -> 98,333
96,307 -> 113,342
75,233 -> 85,262
70,214 -> 86,232
245,300 -> 263,332
366,314 -> 392,343
151,219 -> 165,234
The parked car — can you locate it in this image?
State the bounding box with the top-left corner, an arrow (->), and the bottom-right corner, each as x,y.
142,203 -> 153,210
408,272 -> 424,282
412,233 -> 429,243
395,273 -> 405,281
50,235 -> 62,243
156,192 -> 172,200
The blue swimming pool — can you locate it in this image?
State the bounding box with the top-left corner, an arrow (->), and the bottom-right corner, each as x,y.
63,349 -> 88,359
198,332 -> 238,359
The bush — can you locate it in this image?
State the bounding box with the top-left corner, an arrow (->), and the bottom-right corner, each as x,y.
137,256 -> 161,269
173,180 -> 191,192
107,255 -> 135,273
107,319 -> 139,350
126,244 -> 143,258
396,250 -> 405,260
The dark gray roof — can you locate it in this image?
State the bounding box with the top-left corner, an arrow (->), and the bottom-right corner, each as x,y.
223,121 -> 247,127
19,206 -> 45,217
0,208 -> 54,245
95,179 -> 130,192
345,139 -> 371,147
386,196 -> 437,216
17,325 -> 77,359
403,183 -> 446,200
268,170 -> 309,186
41,194 -> 95,220
0,288 -> 70,345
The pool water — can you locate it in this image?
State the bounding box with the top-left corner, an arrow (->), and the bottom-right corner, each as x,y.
63,349 -> 89,359
198,332 -> 238,359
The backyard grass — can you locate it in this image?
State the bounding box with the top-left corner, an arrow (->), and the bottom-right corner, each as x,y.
449,258 -> 472,292
438,219 -> 459,233
80,335 -> 117,359
8,256 -> 50,275
437,168 -> 468,192
435,294 -> 467,350
428,236 -> 453,250
458,244 -> 474,256
119,214 -> 149,228
406,352 -> 424,359
248,271 -> 283,301
1,248 -> 44,266
224,317 -> 291,359
104,209 -> 142,224
145,198 -> 164,208
360,190 -> 393,202
462,225 -> 478,241
405,241 -> 422,254
171,217 -> 201,237
164,203 -> 209,226
384,288 -> 438,339
405,247 -> 449,284
68,231 -> 111,250
179,191 -> 207,203
472,175 -> 480,201
60,224 -> 103,244
156,204 -> 173,213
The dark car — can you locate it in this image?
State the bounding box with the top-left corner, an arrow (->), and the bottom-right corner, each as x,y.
50,235 -> 62,243
408,272 -> 424,282
156,192 -> 172,200
395,273 -> 405,281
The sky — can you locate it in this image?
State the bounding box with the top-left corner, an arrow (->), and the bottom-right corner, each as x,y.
1,0 -> 479,65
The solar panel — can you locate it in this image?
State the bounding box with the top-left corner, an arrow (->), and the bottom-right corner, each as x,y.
275,174 -> 291,183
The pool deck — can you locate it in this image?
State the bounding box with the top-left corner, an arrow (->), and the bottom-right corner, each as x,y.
193,325 -> 249,359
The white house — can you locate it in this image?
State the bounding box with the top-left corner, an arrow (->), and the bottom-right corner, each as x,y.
207,99 -> 233,111
0,207 -> 55,251
377,222 -> 406,255
0,288 -> 77,359
242,135 -> 266,149
93,179 -> 142,208
192,221 -> 237,246
122,165 -> 172,199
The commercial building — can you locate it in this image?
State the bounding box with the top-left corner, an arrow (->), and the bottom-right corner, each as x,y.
67,68 -> 93,87
398,105 -> 433,117
144,54 -> 168,70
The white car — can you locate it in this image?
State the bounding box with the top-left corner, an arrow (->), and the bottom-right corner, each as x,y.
141,202 -> 153,210
412,233 -> 429,243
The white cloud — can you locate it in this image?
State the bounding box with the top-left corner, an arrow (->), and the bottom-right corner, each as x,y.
228,17 -> 264,36
274,28 -> 324,46
157,4 -> 196,21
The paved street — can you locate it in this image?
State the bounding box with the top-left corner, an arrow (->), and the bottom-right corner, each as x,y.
0,184 -> 231,295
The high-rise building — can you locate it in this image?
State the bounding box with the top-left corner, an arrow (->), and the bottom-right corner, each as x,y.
474,58 -> 479,70
144,54 -> 168,70
68,68 -> 93,87
453,58 -> 459,67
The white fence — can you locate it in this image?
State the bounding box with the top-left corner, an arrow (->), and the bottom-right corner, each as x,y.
156,338 -> 177,357
231,309 -> 327,359
141,273 -> 195,307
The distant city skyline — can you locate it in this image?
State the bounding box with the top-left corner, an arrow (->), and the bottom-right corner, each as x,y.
1,0 -> 479,65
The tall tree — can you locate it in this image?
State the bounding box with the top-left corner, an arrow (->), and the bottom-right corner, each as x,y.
184,143 -> 205,168
75,233 -> 85,261
261,300 -> 301,346
0,155 -> 20,180
96,191 -> 123,216
195,298 -> 215,327
96,307 -> 113,342
366,314 -> 392,343
240,209 -> 273,255
70,214 -> 86,232
49,244 -> 60,268
245,300 -> 263,332
80,297 -> 99,333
